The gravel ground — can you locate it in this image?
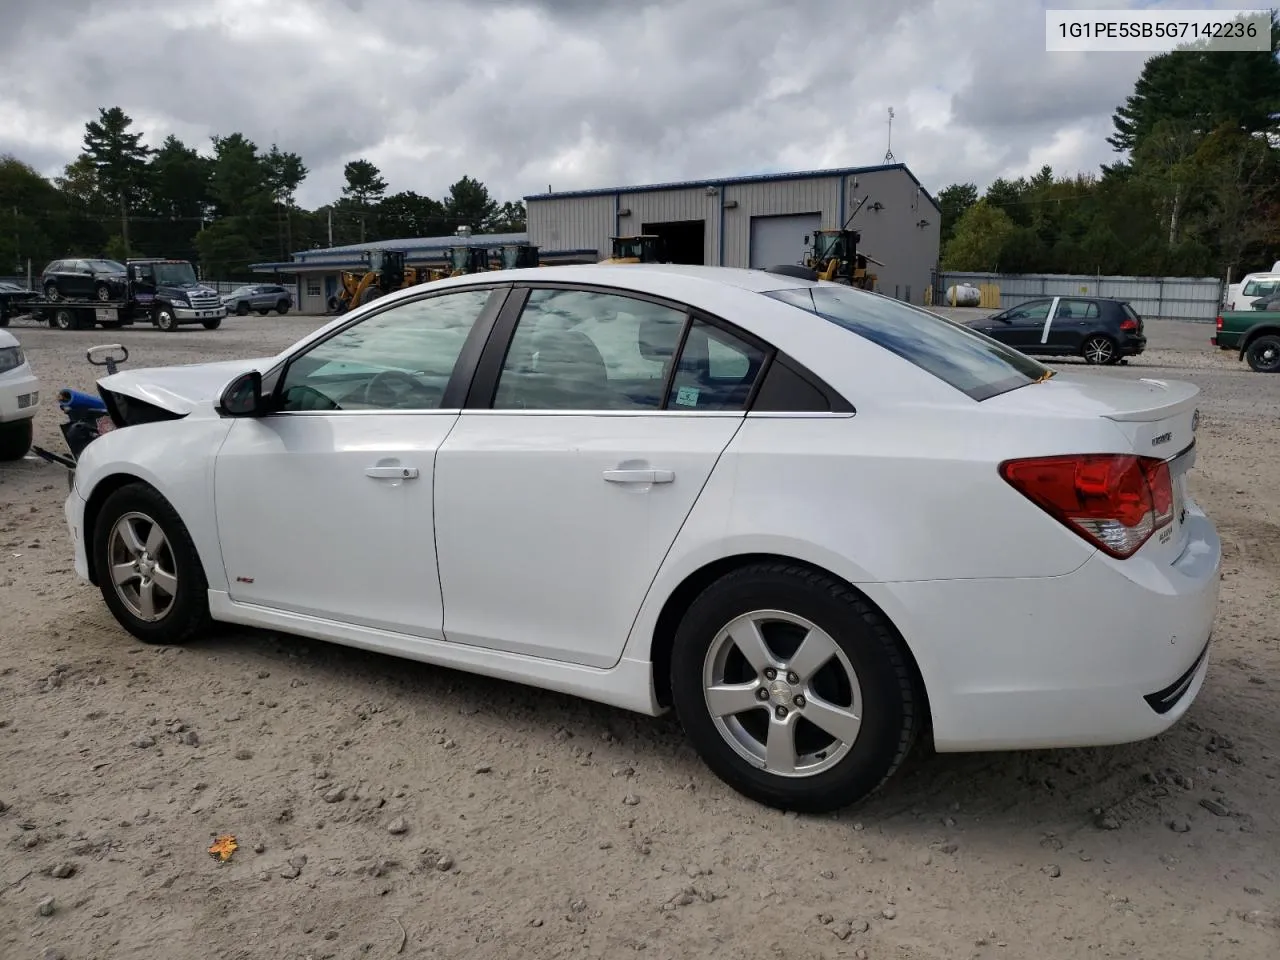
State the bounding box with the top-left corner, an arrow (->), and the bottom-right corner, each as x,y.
1,312 -> 1278,960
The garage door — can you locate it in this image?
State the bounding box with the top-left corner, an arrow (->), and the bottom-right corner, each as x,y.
749,213 -> 821,269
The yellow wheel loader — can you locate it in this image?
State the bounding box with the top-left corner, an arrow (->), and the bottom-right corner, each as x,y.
600,235 -> 666,264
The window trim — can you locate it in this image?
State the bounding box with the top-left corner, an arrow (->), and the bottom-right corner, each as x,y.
464,280 -> 788,416
260,282 -> 513,417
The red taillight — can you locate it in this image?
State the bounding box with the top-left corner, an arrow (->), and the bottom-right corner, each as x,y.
1215,315 -> 1224,330
1000,454 -> 1174,559
1120,318 -> 1137,331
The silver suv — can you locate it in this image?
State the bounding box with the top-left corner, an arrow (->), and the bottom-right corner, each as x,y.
222,284 -> 293,316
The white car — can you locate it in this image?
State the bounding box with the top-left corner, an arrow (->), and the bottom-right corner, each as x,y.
62,265 -> 1221,811
0,328 -> 40,460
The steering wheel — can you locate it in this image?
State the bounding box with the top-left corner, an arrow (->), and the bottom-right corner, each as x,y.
362,369 -> 435,408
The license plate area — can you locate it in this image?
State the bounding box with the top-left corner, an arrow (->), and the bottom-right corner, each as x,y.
95,307 -> 116,323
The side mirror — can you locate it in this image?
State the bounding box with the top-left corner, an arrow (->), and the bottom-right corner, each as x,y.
218,370 -> 264,417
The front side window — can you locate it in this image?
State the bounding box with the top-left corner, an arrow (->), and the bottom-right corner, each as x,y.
1241,279 -> 1278,298
766,285 -> 1048,401
1008,300 -> 1051,322
493,288 -> 686,410
278,289 -> 495,412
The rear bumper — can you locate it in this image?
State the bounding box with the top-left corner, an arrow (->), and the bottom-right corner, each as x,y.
1120,334 -> 1146,355
865,505 -> 1221,752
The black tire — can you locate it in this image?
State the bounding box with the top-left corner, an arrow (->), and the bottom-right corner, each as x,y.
201,318 -> 222,330
358,286 -> 383,306
1244,335 -> 1280,373
236,302 -> 250,316
155,306 -> 178,332
669,563 -> 919,813
91,482 -> 209,645
43,280 -> 59,300
0,418 -> 33,461
256,308 -> 269,316
276,300 -> 290,315
94,282 -> 112,302
327,295 -> 340,313
52,308 -> 80,331
1081,334 -> 1117,365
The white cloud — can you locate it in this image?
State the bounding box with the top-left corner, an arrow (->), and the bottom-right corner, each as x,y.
0,0 -> 1221,210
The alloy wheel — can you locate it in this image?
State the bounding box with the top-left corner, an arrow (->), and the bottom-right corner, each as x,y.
701,610 -> 863,778
1083,337 -> 1115,364
107,511 -> 178,622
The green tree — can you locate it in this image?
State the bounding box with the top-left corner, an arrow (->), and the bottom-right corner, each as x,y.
937,183 -> 977,250
942,200 -> 1016,271
487,200 -> 527,233
342,159 -> 387,242
262,144 -> 308,257
377,191 -> 446,237
445,175 -> 498,233
145,136 -> 212,261
80,106 -> 152,255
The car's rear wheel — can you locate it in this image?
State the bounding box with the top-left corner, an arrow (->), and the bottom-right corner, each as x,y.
94,282 -> 112,302
1245,335 -> 1280,373
43,280 -> 59,300
92,483 -> 209,645
0,419 -> 33,461
276,300 -> 290,315
52,308 -> 79,331
236,302 -> 250,316
1082,335 -> 1117,365
670,563 -> 919,813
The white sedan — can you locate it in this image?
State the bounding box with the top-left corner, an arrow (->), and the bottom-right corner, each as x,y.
63,264 -> 1220,812
0,327 -> 40,460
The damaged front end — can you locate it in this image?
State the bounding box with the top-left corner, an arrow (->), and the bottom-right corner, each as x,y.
31,344 -> 186,480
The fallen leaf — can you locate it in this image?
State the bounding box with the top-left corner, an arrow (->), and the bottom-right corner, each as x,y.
209,835 -> 238,862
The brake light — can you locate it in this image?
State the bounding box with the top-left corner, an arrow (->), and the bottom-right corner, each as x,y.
1000,454 -> 1174,559
1120,318 -> 1137,331
1216,316 -> 1223,330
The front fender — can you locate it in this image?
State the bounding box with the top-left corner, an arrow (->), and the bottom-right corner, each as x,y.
74,416 -> 233,592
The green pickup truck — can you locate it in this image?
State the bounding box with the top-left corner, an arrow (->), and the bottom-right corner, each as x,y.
1213,307 -> 1280,373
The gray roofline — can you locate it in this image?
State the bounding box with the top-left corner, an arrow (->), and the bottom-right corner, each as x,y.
523,162 -> 941,211
251,247 -> 601,273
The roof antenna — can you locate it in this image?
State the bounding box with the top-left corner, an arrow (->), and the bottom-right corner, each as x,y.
883,107 -> 895,163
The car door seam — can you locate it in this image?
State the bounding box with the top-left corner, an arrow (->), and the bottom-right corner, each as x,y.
613,414 -> 750,671
433,411 -> 466,637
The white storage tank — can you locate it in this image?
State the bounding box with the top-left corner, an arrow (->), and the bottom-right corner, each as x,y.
946,283 -> 981,307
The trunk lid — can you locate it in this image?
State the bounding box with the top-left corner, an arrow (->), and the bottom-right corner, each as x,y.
97,357 -> 274,417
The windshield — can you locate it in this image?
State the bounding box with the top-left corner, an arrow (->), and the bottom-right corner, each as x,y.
89,260 -> 125,273
764,285 -> 1049,401
1242,279 -> 1279,298
153,262 -> 198,285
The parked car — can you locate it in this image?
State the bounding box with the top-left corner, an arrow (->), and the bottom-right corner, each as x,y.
63,264 -> 1218,812
1226,272 -> 1280,311
1212,305 -> 1280,372
222,284 -> 293,316
0,280 -> 36,325
40,259 -> 129,302
966,296 -> 1146,364
0,327 -> 40,459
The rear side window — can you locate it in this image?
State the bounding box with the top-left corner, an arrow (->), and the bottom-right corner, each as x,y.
765,286 -> 1049,401
1242,279 -> 1278,298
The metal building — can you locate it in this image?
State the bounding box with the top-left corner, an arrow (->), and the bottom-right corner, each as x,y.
525,163 -> 942,303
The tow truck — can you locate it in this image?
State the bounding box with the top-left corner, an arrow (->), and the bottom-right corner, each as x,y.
0,258 -> 226,332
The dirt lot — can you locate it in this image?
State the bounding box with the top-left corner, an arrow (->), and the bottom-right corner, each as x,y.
1,312 -> 1278,960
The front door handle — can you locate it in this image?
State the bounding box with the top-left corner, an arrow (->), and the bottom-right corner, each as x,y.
603,468 -> 674,484
365,465 -> 419,480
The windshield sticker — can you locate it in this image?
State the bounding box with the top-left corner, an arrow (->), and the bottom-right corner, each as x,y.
675,386 -> 700,407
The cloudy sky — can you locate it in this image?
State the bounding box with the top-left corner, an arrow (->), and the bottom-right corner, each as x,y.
0,0 -> 1257,208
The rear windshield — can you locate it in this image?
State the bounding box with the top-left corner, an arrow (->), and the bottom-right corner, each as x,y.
764,285 -> 1049,401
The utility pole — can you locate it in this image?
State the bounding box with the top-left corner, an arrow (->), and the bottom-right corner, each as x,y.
328,208 -> 334,247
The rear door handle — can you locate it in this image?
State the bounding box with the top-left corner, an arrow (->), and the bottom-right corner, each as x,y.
603,468 -> 674,484
365,465 -> 419,480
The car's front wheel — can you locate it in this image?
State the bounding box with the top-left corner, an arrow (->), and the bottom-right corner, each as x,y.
92,483 -> 209,645
670,563 -> 919,813
0,419 -> 33,461
236,301 -> 250,316
155,306 -> 178,332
